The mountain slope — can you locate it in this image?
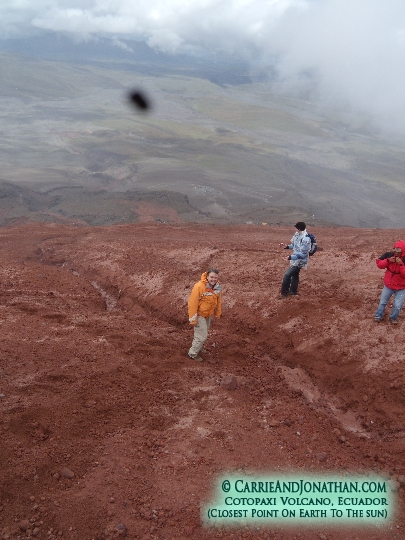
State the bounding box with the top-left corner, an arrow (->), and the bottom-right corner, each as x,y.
0,222 -> 404,539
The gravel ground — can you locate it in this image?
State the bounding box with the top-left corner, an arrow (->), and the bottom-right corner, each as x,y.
1,221 -> 404,540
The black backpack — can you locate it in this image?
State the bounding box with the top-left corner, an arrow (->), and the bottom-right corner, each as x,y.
307,233 -> 318,256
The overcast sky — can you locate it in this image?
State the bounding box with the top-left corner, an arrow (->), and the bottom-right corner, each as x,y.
1,0 -> 405,134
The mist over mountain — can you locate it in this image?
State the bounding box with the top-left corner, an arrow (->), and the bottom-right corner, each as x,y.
0,33 -> 168,63
0,45 -> 404,229
0,0 -> 404,135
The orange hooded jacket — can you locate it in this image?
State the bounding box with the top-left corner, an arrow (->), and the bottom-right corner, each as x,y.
188,272 -> 222,325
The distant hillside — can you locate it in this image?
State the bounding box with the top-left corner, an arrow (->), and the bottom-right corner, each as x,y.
0,180 -> 329,228
0,50 -> 404,228
0,33 -> 254,85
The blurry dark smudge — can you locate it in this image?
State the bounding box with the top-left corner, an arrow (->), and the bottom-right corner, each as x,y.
128,90 -> 151,111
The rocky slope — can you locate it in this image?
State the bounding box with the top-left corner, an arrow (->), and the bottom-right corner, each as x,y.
1,221 -> 404,540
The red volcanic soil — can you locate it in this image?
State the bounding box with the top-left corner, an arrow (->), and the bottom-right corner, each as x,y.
1,222 -> 405,540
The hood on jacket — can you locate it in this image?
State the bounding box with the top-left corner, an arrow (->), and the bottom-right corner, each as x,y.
201,271 -> 220,282
393,240 -> 405,257
200,271 -> 221,291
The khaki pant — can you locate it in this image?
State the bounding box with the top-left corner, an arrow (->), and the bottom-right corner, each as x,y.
188,316 -> 212,358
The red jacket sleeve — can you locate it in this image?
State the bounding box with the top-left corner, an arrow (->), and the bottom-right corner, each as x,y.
376,258 -> 389,269
376,257 -> 405,280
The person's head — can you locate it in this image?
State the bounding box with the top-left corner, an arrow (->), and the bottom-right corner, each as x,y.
393,240 -> 405,256
206,268 -> 219,286
295,222 -> 306,232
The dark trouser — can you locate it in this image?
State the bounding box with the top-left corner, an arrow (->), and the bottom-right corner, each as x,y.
281,265 -> 301,295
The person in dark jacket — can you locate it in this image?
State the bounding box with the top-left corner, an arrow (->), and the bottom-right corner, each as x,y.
375,239 -> 405,324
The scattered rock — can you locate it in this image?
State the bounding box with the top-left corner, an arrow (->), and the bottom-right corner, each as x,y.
114,523 -> 127,538
391,480 -> 401,493
268,420 -> 280,427
85,400 -> 97,408
19,520 -> 31,531
104,522 -> 128,539
220,375 -> 238,391
397,475 -> 405,486
60,468 -> 74,479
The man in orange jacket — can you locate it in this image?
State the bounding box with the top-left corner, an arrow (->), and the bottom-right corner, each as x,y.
188,269 -> 222,361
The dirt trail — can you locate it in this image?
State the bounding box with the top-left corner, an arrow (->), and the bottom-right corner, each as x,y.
1,222 -> 404,540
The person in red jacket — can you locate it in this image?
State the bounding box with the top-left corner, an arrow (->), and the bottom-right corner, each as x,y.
375,240 -> 405,324
188,269 -> 222,361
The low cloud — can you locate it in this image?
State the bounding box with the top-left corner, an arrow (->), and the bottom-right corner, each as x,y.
1,0 -> 405,133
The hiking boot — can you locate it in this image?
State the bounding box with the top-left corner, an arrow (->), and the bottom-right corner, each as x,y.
188,354 -> 203,362
390,318 -> 398,325
374,317 -> 382,322
280,293 -> 288,299
289,292 -> 298,296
